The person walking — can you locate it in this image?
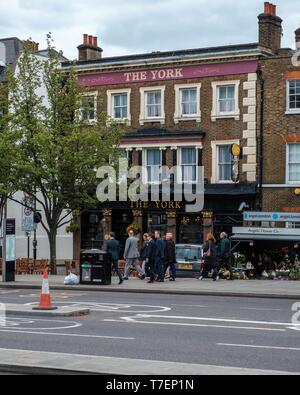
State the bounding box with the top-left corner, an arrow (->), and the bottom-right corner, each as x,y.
140,233 -> 150,276
146,233 -> 158,284
155,230 -> 165,283
106,232 -> 123,285
218,232 -> 234,280
123,230 -> 145,280
199,233 -> 219,281
165,233 -> 177,281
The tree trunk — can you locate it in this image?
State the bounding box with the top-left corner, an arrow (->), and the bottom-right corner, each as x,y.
48,228 -> 57,275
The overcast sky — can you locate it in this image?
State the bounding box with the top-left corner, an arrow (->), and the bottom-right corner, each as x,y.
0,0 -> 299,60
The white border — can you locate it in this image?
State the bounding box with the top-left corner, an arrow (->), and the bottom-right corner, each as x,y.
211,139 -> 239,184
107,88 -> 131,125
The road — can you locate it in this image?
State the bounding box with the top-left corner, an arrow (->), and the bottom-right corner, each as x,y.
0,288 -> 299,374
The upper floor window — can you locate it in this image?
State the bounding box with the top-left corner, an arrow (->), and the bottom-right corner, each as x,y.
180,147 -> 197,183
144,148 -> 162,183
107,89 -> 131,124
287,143 -> 300,183
174,84 -> 201,123
218,145 -> 233,182
80,93 -> 97,122
286,80 -> 300,114
211,81 -> 240,121
140,86 -> 165,125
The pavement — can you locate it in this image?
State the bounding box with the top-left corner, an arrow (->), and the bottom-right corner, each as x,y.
0,274 -> 300,299
0,348 -> 298,375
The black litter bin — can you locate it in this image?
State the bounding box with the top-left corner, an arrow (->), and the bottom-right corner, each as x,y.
3,260 -> 15,282
80,249 -> 111,285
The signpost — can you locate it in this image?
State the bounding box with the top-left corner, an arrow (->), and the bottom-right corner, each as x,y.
2,217 -> 16,283
243,211 -> 300,223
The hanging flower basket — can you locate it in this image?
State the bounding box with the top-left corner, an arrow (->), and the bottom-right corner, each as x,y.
126,223 -> 140,235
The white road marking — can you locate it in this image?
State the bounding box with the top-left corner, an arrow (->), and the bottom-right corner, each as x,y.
217,343 -> 300,352
0,317 -> 82,330
0,329 -> 135,340
25,301 -> 171,313
134,314 -> 299,327
104,318 -> 286,332
171,304 -> 208,308
240,307 -> 283,312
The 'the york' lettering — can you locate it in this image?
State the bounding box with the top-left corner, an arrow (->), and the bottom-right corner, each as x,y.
124,68 -> 183,83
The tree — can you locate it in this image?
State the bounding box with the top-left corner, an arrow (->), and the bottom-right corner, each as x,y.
0,82 -> 17,231
7,36 -> 124,273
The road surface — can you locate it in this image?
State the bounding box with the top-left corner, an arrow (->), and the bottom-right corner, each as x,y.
0,288 -> 299,374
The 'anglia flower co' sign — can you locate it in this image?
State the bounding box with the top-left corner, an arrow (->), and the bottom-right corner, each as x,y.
79,60 -> 258,87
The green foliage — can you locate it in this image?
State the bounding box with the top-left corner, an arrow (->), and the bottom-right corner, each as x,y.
6,34 -> 124,270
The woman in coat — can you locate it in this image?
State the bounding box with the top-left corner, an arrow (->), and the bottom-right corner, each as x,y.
199,233 -> 219,281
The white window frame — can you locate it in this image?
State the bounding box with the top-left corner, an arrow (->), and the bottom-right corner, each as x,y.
178,147 -> 199,184
211,140 -> 239,184
174,83 -> 202,123
80,91 -> 98,123
142,148 -> 163,184
286,80 -> 300,115
211,81 -> 240,121
139,86 -> 165,125
286,143 -> 300,184
107,88 -> 131,125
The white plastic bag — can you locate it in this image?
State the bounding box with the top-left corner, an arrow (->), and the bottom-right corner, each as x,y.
64,273 -> 80,285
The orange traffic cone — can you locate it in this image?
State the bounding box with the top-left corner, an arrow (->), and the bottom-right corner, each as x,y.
33,268 -> 57,311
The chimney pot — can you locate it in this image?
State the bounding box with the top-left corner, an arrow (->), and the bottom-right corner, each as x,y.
264,2 -> 270,14
271,4 -> 276,16
88,35 -> 93,45
93,37 -> 98,47
83,34 -> 88,45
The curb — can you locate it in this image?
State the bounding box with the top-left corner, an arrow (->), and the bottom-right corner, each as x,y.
0,364 -> 99,375
0,283 -> 300,300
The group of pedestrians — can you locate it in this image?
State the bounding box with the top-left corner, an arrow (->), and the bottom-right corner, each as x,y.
105,230 -> 176,285
199,232 -> 234,281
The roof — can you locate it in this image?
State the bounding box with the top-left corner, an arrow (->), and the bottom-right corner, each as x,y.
62,43 -> 273,70
0,37 -> 23,66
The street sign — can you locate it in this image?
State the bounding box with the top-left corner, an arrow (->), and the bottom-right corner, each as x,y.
21,200 -> 34,232
244,211 -> 300,223
233,227 -> 300,236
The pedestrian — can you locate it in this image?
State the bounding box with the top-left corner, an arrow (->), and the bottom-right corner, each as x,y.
218,232 -> 234,280
123,230 -> 146,280
146,233 -> 158,283
199,233 -> 219,281
140,233 -> 150,275
155,230 -> 165,283
165,233 -> 177,281
106,232 -> 123,285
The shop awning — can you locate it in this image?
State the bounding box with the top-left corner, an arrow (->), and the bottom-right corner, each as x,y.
231,234 -> 300,241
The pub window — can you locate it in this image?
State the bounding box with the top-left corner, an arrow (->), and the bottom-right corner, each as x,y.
146,90 -> 161,118
139,86 -> 165,125
180,148 -> 197,183
174,83 -> 201,123
217,145 -> 233,182
80,94 -> 97,122
218,85 -> 235,113
287,143 -> 300,183
211,81 -> 240,121
287,80 -> 300,113
145,149 -> 162,183
107,89 -> 131,124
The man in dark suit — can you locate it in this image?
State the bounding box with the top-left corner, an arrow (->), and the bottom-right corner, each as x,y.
155,230 -> 165,282
106,232 -> 123,285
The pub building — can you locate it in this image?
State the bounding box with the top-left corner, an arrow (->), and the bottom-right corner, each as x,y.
63,3 -> 297,256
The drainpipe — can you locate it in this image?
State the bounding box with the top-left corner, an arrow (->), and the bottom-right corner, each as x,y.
257,67 -> 265,211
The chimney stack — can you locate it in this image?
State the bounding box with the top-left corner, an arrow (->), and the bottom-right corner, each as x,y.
295,28 -> 300,49
77,34 -> 103,62
258,2 -> 283,54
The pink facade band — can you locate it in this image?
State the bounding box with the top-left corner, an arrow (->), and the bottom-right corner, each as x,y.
79,60 -> 258,87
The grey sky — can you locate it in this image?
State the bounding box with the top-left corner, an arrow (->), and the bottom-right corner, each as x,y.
1,0 -> 299,60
